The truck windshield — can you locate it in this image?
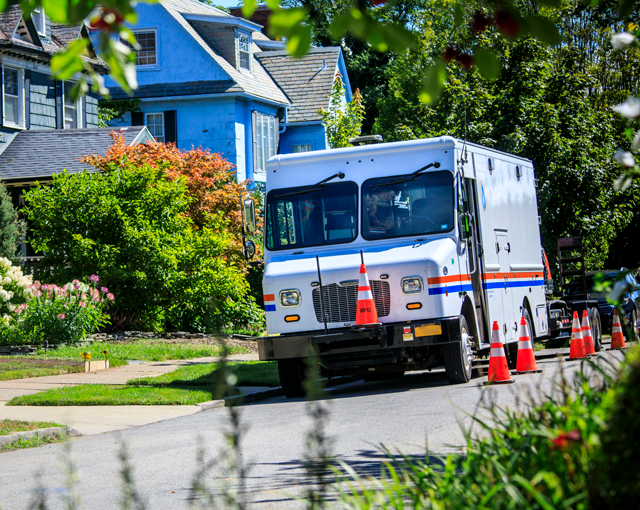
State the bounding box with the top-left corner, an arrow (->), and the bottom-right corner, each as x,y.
266,181 -> 358,250
362,170 -> 454,240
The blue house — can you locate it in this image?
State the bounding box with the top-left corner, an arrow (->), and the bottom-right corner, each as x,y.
99,0 -> 352,184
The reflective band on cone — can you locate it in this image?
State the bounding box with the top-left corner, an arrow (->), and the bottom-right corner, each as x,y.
581,310 -> 596,356
566,311 -> 587,361
514,316 -> 542,374
608,313 -> 626,350
483,321 -> 515,385
355,264 -> 380,326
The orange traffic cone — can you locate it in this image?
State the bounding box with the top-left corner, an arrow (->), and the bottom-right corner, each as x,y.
514,316 -> 542,374
608,313 -> 627,350
355,264 -> 380,326
566,311 -> 587,361
581,310 -> 596,356
483,321 -> 515,385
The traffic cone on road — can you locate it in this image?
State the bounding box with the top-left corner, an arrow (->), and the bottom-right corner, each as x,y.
514,316 -> 542,374
608,313 -> 627,350
355,264 -> 380,326
581,310 -> 596,356
566,312 -> 587,361
484,322 -> 515,385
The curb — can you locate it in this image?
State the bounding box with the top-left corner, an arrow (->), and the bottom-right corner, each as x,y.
0,426 -> 81,448
196,400 -> 225,411
224,387 -> 284,407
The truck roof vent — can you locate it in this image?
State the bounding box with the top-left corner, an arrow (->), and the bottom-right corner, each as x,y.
348,135 -> 383,146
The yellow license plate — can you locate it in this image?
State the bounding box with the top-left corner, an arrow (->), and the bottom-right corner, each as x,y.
415,324 -> 442,337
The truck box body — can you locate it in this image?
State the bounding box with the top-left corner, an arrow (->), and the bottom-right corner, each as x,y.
258,136 -> 549,381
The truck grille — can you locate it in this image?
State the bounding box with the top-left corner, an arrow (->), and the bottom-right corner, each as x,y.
312,280 -> 390,323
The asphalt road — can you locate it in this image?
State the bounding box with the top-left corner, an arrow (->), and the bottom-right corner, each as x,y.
0,351 -> 614,509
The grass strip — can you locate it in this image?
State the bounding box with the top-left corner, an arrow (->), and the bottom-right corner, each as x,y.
2,434 -> 65,451
0,419 -> 64,435
27,341 -> 250,366
7,361 -> 280,406
0,362 -> 85,381
127,361 -> 280,388
8,384 -> 214,406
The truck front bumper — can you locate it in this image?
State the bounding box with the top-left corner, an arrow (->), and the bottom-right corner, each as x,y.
257,317 -> 464,361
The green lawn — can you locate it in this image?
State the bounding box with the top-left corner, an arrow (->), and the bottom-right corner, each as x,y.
0,358 -> 84,381
32,341 -> 249,366
0,419 -> 63,435
8,361 -> 279,406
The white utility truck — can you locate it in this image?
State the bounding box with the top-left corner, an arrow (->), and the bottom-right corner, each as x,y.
253,136 -> 600,397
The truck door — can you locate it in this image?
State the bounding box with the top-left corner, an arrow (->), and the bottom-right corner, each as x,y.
495,232 -> 515,341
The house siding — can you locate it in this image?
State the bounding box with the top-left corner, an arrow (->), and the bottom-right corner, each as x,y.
190,21 -> 237,68
86,94 -> 100,128
280,123 -> 327,154
29,72 -> 57,130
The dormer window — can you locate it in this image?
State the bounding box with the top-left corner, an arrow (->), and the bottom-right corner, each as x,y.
238,31 -> 250,71
125,29 -> 158,68
32,7 -> 46,36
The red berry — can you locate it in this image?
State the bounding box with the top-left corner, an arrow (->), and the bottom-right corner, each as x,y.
443,46 -> 458,62
369,0 -> 386,5
471,11 -> 491,33
456,53 -> 474,69
494,10 -> 519,37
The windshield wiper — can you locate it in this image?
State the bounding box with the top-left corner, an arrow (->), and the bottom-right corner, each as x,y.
276,172 -> 345,198
370,161 -> 441,189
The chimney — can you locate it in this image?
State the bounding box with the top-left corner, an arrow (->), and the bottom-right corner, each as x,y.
230,4 -> 274,38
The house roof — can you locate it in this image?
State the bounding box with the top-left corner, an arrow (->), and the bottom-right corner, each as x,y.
156,0 -> 289,106
108,79 -> 241,100
0,127 -> 154,183
0,6 -> 105,70
256,47 -> 341,123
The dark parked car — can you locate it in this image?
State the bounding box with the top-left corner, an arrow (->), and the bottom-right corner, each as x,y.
579,270 -> 640,334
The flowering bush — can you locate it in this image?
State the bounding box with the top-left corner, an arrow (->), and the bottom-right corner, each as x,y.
0,257 -> 33,328
17,276 -> 114,345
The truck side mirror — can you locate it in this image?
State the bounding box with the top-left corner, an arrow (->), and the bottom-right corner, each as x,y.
244,198 -> 256,233
243,240 -> 256,260
459,213 -> 473,241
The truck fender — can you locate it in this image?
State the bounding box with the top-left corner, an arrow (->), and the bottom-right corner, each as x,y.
521,298 -> 536,339
461,296 -> 480,349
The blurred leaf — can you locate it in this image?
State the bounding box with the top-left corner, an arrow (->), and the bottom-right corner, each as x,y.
286,25 -> 311,57
264,0 -> 279,11
269,8 -> 307,30
379,23 -> 417,52
41,0 -> 68,21
119,27 -> 140,49
242,0 -> 257,19
50,39 -> 88,79
419,59 -> 446,105
526,16 -> 561,45
538,0 -> 560,6
0,0 -> 7,12
454,4 -> 464,25
329,12 -> 352,39
474,48 -> 501,80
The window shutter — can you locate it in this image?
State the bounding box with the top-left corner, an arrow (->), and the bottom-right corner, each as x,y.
24,70 -> 30,129
272,115 -> 280,154
1,68 -> 3,125
55,80 -> 63,129
252,110 -> 258,173
164,110 -> 177,144
131,111 -> 144,126
82,94 -> 87,128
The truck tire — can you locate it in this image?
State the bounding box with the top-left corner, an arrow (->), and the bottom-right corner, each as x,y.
590,307 -> 602,351
443,316 -> 473,384
278,358 -> 307,398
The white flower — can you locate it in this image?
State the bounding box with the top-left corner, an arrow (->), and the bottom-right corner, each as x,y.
0,290 -> 9,302
632,130 -> 640,152
614,149 -> 636,167
7,303 -> 15,312
611,32 -> 636,49
612,97 -> 640,120
2,277 -> 10,285
0,258 -> 10,269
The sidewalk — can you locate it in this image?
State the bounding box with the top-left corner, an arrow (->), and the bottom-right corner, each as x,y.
0,353 -> 263,436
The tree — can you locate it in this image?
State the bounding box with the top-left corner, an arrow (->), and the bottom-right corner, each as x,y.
82,134 -> 259,266
0,185 -> 25,261
318,74 -> 365,148
23,163 -> 248,332
372,0 -> 640,270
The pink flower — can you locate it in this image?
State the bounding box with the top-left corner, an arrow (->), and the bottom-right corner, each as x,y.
79,301 -> 86,307
57,313 -> 66,320
89,274 -> 100,283
107,293 -> 115,301
100,287 -> 109,293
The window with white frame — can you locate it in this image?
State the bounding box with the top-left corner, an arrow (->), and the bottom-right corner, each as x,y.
293,144 -> 312,153
238,31 -> 250,71
63,81 -> 82,129
31,7 -> 46,36
145,112 -> 164,142
254,112 -> 277,175
3,66 -> 22,127
131,30 -> 157,67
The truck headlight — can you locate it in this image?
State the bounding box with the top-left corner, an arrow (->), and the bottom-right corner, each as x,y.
280,289 -> 301,307
401,277 -> 423,295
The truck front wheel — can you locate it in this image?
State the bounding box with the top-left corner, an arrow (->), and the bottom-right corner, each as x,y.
278,358 -> 307,398
443,316 -> 473,384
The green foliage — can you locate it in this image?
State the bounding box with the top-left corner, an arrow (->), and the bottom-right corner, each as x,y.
22,163 -> 248,332
374,0 -> 640,270
210,295 -> 266,336
319,75 -> 366,148
0,185 -> 26,260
